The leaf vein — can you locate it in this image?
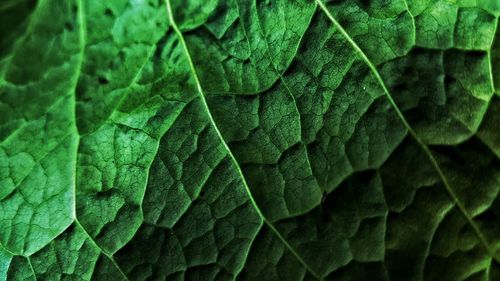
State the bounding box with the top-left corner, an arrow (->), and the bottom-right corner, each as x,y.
165,0 -> 324,280
316,0 -> 499,262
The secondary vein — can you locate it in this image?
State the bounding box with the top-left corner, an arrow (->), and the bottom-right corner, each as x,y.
248,0 -> 320,199
165,0 -> 324,280
315,0 -> 499,262
74,220 -> 130,281
26,256 -> 38,281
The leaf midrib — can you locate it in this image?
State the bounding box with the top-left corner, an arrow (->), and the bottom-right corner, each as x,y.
315,0 -> 499,263
165,0 -> 324,280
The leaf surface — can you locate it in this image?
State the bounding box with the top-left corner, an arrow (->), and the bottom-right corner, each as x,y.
1,0 -> 499,280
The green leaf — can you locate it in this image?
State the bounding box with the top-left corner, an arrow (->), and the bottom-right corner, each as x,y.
1,0 -> 499,280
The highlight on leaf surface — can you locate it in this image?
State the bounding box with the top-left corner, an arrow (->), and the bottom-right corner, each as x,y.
0,0 -> 499,280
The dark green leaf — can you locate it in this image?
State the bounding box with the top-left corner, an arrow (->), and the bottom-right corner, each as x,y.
1,0 -> 499,280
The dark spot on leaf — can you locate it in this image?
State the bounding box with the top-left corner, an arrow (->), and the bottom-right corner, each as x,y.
443,75 -> 454,88
98,76 -> 109,85
64,22 -> 74,31
118,50 -> 126,62
154,33 -> 169,61
104,8 -> 113,17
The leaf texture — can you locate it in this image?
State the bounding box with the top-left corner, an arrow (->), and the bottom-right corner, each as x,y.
0,0 -> 499,280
